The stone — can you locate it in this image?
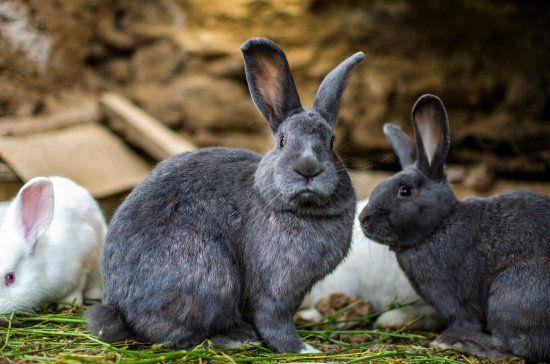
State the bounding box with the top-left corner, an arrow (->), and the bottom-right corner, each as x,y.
0,0 -> 111,117
132,75 -> 262,131
105,58 -> 131,83
131,40 -> 186,83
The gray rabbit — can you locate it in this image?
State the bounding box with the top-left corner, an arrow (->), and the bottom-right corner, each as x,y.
359,94 -> 550,361
86,38 -> 364,353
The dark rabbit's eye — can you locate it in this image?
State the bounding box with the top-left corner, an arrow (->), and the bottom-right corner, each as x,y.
398,185 -> 413,198
5,272 -> 15,286
279,134 -> 285,149
330,136 -> 335,150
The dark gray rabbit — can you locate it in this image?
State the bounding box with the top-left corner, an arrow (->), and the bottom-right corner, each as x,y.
86,38 -> 364,353
360,94 -> 550,361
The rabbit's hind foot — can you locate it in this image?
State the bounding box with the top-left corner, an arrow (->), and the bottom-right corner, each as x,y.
431,328 -> 511,359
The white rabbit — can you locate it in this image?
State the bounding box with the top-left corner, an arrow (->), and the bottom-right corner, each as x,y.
300,199 -> 442,329
0,176 -> 106,314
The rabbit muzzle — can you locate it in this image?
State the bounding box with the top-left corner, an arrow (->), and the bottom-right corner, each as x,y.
293,155 -> 324,182
290,188 -> 328,207
359,207 -> 399,248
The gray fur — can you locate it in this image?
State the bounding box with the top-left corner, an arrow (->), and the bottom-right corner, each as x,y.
312,52 -> 365,126
383,123 -> 415,169
86,37 -> 363,353
360,94 -> 550,361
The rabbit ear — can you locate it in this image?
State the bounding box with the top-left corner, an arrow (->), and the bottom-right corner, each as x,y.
241,38 -> 303,133
412,94 -> 450,180
383,123 -> 416,169
312,52 -> 364,127
12,177 -> 54,248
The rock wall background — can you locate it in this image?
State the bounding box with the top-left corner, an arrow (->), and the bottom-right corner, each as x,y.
1,0 -> 549,181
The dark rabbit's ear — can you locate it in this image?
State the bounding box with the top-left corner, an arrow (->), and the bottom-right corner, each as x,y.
383,123 -> 415,169
241,38 -> 303,133
412,94 -> 450,180
312,52 -> 365,127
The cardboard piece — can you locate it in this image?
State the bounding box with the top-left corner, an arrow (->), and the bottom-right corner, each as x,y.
0,99 -> 99,137
0,123 -> 151,198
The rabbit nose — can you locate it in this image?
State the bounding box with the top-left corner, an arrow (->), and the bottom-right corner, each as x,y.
358,208 -> 370,225
293,156 -> 324,179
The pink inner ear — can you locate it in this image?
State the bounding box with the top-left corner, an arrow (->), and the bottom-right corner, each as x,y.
255,53 -> 284,116
416,108 -> 442,166
20,183 -> 53,240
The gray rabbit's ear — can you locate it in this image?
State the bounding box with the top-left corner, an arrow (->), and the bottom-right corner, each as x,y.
241,38 -> 303,133
383,123 -> 415,169
312,52 -> 364,127
412,94 -> 450,180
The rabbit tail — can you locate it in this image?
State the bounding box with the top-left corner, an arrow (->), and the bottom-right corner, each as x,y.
86,304 -> 135,343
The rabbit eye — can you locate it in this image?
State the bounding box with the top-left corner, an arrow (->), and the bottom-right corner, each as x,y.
330,136 -> 335,150
398,185 -> 413,198
279,134 -> 285,149
4,272 -> 15,286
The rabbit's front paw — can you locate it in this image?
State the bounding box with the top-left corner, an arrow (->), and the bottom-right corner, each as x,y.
374,305 -> 444,330
59,291 -> 84,308
295,308 -> 323,323
84,287 -> 102,301
374,309 -> 410,329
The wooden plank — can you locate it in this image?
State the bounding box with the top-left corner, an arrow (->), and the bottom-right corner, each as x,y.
0,123 -> 151,198
100,92 -> 196,160
0,100 -> 100,136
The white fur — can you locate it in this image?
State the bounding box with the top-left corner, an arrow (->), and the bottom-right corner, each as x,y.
300,343 -> 320,354
0,176 -> 106,313
300,199 -> 441,329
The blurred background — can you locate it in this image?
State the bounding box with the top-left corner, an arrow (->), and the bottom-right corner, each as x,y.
1,0 -> 549,214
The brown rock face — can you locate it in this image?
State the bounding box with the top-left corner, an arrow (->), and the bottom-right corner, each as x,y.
131,75 -> 262,131
131,40 -> 186,83
0,0 -> 111,115
2,0 -> 549,179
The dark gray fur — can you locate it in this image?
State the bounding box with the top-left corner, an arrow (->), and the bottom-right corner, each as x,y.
360,94 -> 550,361
312,52 -> 365,127
382,124 -> 415,169
86,37 -> 364,353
